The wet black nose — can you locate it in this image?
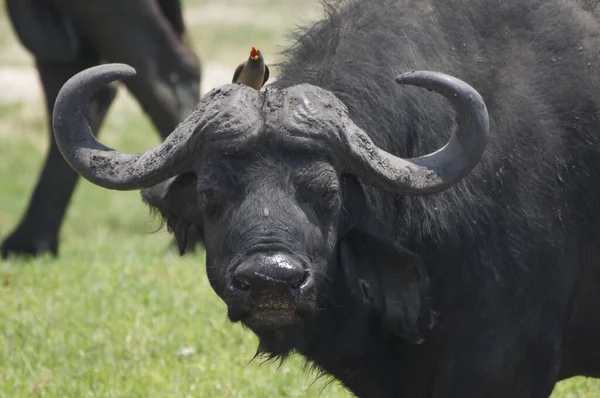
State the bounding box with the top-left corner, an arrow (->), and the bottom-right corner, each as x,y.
233,254 -> 308,292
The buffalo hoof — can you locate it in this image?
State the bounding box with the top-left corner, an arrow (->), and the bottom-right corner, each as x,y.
1,231 -> 58,259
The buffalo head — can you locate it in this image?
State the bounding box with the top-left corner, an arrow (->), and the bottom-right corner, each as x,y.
52,64 -> 488,339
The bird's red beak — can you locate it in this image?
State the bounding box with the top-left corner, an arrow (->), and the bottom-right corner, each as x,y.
250,46 -> 260,61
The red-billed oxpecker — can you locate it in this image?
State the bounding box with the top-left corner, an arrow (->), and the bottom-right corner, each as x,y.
232,46 -> 270,90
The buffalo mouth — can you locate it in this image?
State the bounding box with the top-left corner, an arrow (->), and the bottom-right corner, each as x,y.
226,290 -> 315,332
227,291 -> 314,331
239,307 -> 302,332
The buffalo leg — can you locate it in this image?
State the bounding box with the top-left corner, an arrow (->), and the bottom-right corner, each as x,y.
1,53 -> 116,259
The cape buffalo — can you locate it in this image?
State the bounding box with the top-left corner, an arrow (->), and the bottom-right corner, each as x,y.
51,0 -> 600,396
1,0 -> 200,258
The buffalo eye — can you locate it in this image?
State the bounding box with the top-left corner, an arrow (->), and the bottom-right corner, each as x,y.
296,186 -> 340,219
198,188 -> 224,217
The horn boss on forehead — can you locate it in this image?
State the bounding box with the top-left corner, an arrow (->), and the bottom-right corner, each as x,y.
53,64 -> 487,196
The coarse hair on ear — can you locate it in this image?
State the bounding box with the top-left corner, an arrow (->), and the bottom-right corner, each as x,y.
338,175 -> 435,343
141,172 -> 204,255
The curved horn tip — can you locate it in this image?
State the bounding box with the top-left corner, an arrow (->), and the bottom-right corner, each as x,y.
394,71 -> 485,103
60,63 -> 137,95
395,70 -> 460,85
75,63 -> 137,82
53,63 -> 137,122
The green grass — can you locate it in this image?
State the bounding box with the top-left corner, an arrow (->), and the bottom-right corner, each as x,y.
0,241 -> 348,397
0,0 -> 599,396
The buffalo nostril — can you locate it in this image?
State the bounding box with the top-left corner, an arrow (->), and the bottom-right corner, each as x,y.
289,270 -> 309,289
232,275 -> 251,291
232,254 -> 308,291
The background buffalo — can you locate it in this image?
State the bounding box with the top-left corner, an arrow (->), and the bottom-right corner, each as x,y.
1,0 -> 200,258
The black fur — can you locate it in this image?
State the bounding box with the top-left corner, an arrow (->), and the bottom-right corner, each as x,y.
1,0 -> 201,258
143,0 -> 600,396
157,0 -> 186,35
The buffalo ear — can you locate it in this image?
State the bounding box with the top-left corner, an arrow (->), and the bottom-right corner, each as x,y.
338,175 -> 368,236
338,191 -> 433,343
6,0 -> 79,62
142,172 -> 204,254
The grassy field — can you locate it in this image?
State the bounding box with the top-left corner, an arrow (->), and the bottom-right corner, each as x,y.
0,0 -> 599,396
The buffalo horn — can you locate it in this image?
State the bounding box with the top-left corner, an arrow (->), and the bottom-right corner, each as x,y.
52,63 -> 197,190
342,71 -> 489,196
